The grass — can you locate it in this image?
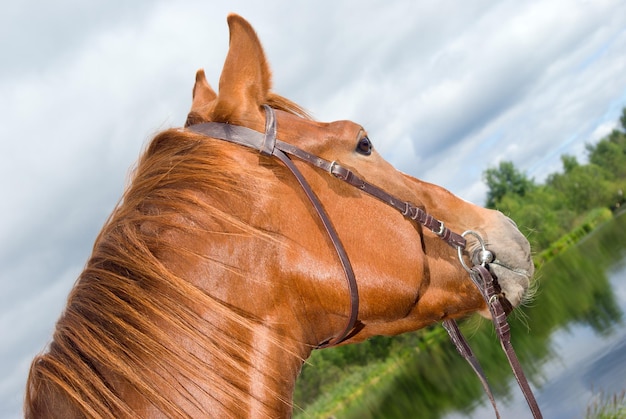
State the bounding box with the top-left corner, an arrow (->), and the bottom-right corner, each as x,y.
586,390 -> 626,419
533,207 -> 613,268
294,354 -> 406,418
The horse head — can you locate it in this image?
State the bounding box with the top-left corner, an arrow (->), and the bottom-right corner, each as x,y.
25,14 -> 534,418
184,14 -> 533,339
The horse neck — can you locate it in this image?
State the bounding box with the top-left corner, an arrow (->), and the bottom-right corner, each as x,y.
237,328 -> 311,417
119,237 -> 313,416
140,206 -> 314,416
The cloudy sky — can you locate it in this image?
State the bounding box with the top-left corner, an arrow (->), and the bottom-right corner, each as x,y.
2,0 -> 626,416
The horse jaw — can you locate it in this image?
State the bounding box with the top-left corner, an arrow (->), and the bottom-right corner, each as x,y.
393,174 -> 535,319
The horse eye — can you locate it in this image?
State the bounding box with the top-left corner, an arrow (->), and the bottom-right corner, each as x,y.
356,136 -> 373,156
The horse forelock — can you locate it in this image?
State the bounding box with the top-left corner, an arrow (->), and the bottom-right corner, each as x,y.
266,94 -> 312,120
25,127 -> 297,418
187,95 -> 312,127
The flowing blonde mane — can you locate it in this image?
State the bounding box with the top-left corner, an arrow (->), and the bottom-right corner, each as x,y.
25,105 -> 302,417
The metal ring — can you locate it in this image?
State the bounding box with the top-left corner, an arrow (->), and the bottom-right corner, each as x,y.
457,230 -> 489,273
463,230 -> 487,249
457,246 -> 473,273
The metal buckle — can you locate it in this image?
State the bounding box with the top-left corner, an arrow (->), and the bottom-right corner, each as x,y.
328,160 -> 337,175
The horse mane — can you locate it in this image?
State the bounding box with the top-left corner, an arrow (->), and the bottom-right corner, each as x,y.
266,93 -> 311,120
24,103 -> 304,418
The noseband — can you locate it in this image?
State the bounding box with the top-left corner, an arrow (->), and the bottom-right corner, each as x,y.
187,105 -> 542,418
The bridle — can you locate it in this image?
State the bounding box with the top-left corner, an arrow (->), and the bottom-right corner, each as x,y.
187,105 -> 542,418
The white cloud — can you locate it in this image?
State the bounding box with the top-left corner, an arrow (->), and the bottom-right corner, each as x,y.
590,120 -> 619,143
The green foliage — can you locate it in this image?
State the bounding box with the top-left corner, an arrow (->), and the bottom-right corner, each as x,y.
534,207 -> 613,267
483,161 -> 536,208
485,110 -> 626,253
586,390 -> 626,419
561,154 -> 579,173
588,128 -> 626,180
294,336 -> 396,406
547,162 -> 614,213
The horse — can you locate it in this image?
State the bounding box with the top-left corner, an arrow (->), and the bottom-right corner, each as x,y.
24,14 -> 534,418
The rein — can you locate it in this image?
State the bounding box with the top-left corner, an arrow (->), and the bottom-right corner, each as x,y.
187,105 -> 542,418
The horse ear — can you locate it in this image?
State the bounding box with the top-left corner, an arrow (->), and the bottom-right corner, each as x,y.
185,69 -> 217,127
213,14 -> 272,126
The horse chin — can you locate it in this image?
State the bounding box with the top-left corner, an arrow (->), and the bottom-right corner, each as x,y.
473,261 -> 533,320
491,263 -> 533,309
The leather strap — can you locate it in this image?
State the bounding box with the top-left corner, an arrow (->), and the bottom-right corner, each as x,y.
442,319 -> 500,418
271,147 -> 361,347
465,265 -> 543,419
189,106 -> 360,346
188,113 -> 466,249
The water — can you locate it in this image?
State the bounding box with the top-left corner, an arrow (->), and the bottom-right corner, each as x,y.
344,212 -> 626,418
449,250 -> 626,418
489,214 -> 626,419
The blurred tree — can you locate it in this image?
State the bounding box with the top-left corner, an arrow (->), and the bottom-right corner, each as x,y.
497,186 -> 571,250
483,161 -> 535,209
588,129 -> 626,179
561,154 -> 579,173
546,164 -> 613,214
